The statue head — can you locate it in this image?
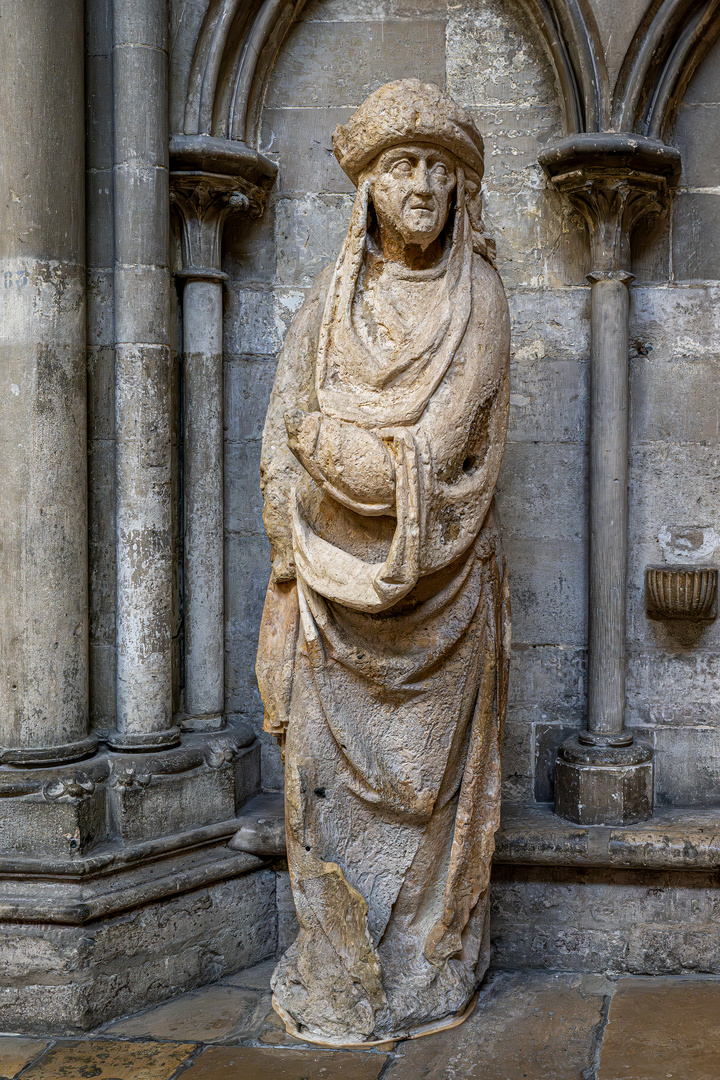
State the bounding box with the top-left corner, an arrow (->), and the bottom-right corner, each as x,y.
366,143 -> 457,252
332,80 -> 486,264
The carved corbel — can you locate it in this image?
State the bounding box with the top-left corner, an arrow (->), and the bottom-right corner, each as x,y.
171,177 -> 245,280
170,174 -> 260,279
540,134 -> 681,273
169,133 -> 276,278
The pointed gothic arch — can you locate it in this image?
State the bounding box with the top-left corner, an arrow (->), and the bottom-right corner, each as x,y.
613,0 -> 720,136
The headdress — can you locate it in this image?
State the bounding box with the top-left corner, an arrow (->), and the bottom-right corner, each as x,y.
332,80 -> 485,186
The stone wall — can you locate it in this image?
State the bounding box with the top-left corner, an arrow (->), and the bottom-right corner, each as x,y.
492,864 -> 720,974
624,37 -> 720,807
0,0 -> 716,1035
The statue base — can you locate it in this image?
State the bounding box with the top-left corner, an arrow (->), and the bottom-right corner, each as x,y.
272,989 -> 480,1049
554,735 -> 654,826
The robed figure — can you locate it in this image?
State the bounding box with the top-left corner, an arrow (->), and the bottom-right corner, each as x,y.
256,81 -> 511,1046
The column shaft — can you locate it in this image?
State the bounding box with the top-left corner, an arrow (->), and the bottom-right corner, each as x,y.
536,133 -> 682,824
183,280 -> 225,728
0,0 -> 95,764
111,0 -> 179,750
169,142 -> 276,735
586,275 -> 632,744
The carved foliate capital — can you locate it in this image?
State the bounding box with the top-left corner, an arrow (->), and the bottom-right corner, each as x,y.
539,134 -> 681,274
169,134 -> 277,278
170,173 -> 254,276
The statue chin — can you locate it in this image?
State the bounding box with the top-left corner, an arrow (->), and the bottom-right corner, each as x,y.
396,216 -> 442,242
256,79 -> 510,1046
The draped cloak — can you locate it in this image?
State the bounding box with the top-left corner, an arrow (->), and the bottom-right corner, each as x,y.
256,173 -> 511,1045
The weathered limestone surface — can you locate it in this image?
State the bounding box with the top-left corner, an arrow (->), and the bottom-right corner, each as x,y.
597,977 -> 720,1080
0,0 -> 92,764
250,80 -> 511,1044
384,971 -> 607,1080
87,0 -> 119,732
218,0 -> 720,812
6,0 -> 720,1042
225,0 -> 588,805
492,863 -> 720,974
112,0 -> 177,751
181,1046 -> 389,1080
9,964 -> 720,1077
20,1040 -> 196,1079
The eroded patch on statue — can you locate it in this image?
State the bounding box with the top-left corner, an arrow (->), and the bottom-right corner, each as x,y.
254,79 -> 511,1046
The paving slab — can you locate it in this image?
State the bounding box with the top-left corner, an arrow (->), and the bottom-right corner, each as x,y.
597,976 -> 720,1080
106,984 -> 270,1042
180,1045 -> 388,1079
19,1040 -> 196,1079
256,1003 -> 310,1047
384,971 -> 607,1079
224,957 -> 277,990
0,1038 -> 49,1078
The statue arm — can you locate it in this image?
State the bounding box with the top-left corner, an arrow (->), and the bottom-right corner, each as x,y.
414,265 -> 511,567
260,268 -> 332,580
285,410 -> 396,516
422,266 -> 510,489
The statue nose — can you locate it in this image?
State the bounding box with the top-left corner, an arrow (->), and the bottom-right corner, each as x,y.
412,162 -> 433,192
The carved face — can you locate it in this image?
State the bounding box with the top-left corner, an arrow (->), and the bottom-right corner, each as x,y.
369,144 -> 457,251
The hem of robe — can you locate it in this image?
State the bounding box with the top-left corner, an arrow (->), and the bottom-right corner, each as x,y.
272,988 -> 480,1048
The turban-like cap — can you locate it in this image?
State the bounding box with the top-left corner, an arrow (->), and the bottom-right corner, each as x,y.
332,80 -> 485,187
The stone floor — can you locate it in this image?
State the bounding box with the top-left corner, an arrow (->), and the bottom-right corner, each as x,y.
1,962 -> 719,1078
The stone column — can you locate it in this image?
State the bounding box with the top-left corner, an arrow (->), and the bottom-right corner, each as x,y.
170,136 -> 276,731
181,275 -> 225,730
586,269 -> 633,746
110,0 -> 179,751
0,0 -> 96,766
540,135 -> 681,825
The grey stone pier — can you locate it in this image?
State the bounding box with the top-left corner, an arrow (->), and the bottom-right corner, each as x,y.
0,0 -> 96,766
111,0 -> 179,752
170,136 -> 276,731
540,135 -> 681,825
0,0 -> 273,1035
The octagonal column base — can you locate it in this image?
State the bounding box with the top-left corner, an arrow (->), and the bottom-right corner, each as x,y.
554,736 -> 654,825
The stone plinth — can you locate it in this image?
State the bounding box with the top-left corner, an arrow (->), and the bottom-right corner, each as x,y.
0,863 -> 276,1034
0,725 -> 265,1033
554,738 -> 654,826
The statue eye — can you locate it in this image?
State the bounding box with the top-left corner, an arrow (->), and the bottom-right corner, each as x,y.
432,163 -> 448,179
392,159 -> 413,176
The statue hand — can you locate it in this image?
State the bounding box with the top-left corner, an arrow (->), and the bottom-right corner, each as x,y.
284,409 -> 322,468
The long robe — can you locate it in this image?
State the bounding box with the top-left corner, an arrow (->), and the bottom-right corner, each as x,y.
256,183 -> 511,1045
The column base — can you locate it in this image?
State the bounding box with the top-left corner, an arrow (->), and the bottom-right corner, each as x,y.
0,728 -> 259,859
554,735 -> 654,826
0,734 -> 99,767
179,712 -> 224,733
105,727 -> 181,752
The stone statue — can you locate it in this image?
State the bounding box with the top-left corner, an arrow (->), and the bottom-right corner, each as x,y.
256,80 -> 511,1046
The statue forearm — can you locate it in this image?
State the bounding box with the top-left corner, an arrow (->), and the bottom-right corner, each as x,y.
285,410 -> 396,515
